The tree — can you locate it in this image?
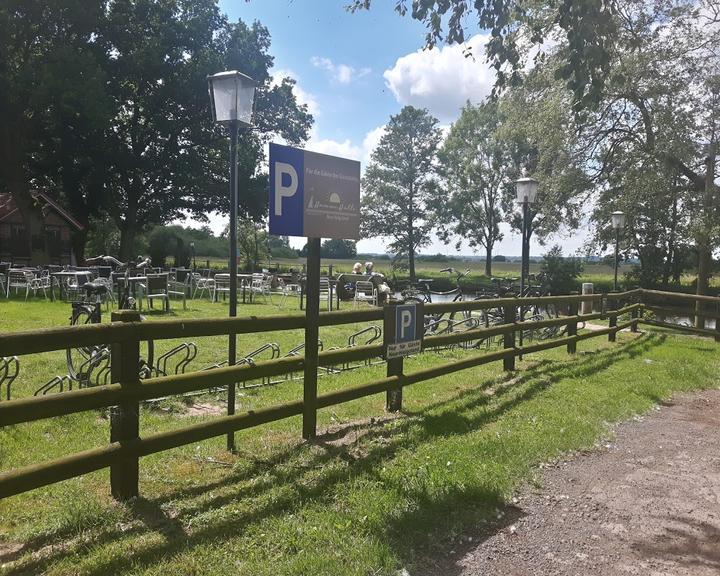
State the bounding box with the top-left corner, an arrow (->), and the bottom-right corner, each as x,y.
436,100 -> 511,276
498,64 -> 591,277
97,3 -> 311,259
0,0 -> 106,258
3,1 -> 313,262
321,239 -> 357,259
361,106 -> 442,281
236,220 -> 269,272
268,235 -> 297,259
349,0 -> 618,107
568,1 -> 719,310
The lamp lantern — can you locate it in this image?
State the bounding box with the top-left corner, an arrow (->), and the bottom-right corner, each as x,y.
515,177 -> 539,204
611,210 -> 626,230
207,70 -> 256,126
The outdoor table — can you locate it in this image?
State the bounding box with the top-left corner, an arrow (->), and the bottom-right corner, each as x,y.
49,271 -> 93,302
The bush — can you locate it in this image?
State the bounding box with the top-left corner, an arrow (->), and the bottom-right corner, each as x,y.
540,245 -> 584,295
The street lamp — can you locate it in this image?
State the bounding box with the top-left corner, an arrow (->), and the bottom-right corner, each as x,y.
208,70 -> 255,452
611,211 -> 626,291
515,176 -> 539,356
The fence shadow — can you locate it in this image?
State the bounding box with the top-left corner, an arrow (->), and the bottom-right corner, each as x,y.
6,334 -> 667,575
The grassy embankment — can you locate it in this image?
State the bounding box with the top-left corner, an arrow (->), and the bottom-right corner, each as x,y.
1,295 -> 718,575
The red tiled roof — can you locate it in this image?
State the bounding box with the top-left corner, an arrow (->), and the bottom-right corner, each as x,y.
0,191 -> 83,231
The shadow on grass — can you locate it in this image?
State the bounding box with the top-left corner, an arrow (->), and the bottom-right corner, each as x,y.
6,334 -> 666,575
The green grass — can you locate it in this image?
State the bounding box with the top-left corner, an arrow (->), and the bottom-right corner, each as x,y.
0,295 -> 718,575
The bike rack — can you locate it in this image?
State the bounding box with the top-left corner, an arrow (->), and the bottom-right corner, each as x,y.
155,342 -> 198,376
343,325 -> 382,370
283,341 -> 324,382
34,375 -> 72,396
0,357 -> 19,401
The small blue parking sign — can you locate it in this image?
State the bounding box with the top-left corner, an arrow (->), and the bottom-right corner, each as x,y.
386,303 -> 423,359
395,304 -> 416,343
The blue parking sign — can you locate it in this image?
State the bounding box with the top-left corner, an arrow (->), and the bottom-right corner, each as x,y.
269,142 -> 360,239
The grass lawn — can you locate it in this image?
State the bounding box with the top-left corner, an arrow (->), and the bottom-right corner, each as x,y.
0,295 -> 719,575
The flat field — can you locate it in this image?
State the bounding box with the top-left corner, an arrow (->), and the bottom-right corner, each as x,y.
1,295 -> 718,575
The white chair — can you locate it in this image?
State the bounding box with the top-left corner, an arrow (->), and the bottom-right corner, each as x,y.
145,273 -> 170,311
354,280 -> 378,308
168,270 -> 190,309
250,274 -> 272,303
319,278 -> 331,311
213,274 -> 231,302
191,273 -> 210,300
7,270 -> 37,300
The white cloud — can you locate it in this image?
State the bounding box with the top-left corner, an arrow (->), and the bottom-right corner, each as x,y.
271,68 -> 320,117
383,34 -> 495,122
361,125 -> 385,165
311,56 -> 371,84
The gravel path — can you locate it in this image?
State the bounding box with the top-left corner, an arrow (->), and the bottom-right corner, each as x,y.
419,388 -> 720,576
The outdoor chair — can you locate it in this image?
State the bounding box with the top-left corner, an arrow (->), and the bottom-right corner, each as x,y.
213,273 -> 231,302
192,272 -> 214,300
7,270 -> 43,300
354,280 -> 378,308
250,274 -> 272,303
145,273 -> 170,311
168,269 -> 190,309
319,278 -> 332,311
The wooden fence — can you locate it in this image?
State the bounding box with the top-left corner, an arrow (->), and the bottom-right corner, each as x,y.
0,288 -> 717,501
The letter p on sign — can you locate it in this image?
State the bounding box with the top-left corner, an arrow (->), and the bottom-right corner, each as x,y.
396,304 -> 416,343
274,162 -> 298,216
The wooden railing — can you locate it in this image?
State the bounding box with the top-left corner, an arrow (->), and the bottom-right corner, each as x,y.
0,287 -> 716,501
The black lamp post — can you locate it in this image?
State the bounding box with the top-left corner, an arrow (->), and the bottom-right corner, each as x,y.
208,70 -> 255,452
515,177 -> 539,354
611,211 -> 626,291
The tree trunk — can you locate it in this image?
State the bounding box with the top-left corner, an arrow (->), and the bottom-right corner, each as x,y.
119,225 -> 137,262
72,229 -> 88,265
695,144 -> 716,328
485,244 -> 493,277
408,245 -> 416,283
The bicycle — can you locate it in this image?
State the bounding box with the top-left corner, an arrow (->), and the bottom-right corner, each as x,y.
401,268 -> 478,334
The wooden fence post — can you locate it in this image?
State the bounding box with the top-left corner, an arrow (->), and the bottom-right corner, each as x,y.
567,294 -> 578,354
110,310 -> 141,500
302,238 -> 321,440
608,293 -> 617,343
503,304 -> 516,371
384,303 -> 403,412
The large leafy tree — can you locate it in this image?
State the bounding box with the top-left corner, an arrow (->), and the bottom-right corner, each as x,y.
361,106 -> 442,281
436,101 -> 511,276
96,2 -> 312,259
0,0 -> 105,238
498,66 -> 591,275
574,0 -> 719,303
349,0 -> 617,107
3,0 -> 313,262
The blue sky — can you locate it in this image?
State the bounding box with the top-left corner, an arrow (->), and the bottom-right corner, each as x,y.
203,0 -> 589,257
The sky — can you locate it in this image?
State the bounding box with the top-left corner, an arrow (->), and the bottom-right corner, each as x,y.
195,0 -> 591,257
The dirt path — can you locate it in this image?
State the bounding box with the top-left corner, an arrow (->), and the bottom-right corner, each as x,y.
420,388 -> 720,576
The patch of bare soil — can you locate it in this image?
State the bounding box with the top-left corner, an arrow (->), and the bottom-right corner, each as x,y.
181,402 -> 225,418
419,388 -> 720,576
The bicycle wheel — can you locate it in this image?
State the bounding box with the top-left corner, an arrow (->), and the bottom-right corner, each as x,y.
66,305 -> 105,383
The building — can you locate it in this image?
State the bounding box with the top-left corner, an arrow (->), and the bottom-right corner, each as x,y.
0,191 -> 82,266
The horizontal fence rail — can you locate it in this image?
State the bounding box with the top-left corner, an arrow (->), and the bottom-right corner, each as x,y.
1,288 -> 716,501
